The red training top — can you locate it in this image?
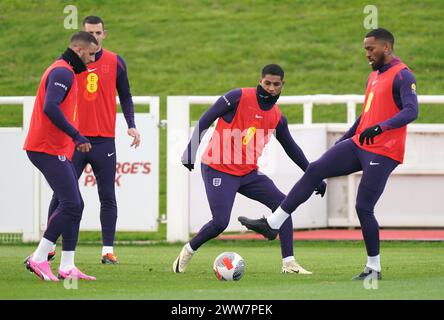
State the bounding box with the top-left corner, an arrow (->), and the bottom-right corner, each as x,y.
23,59 -> 78,159
202,87 -> 282,176
76,49 -> 117,137
353,62 -> 410,163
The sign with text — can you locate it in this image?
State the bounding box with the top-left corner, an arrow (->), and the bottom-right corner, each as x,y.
40,113 -> 159,232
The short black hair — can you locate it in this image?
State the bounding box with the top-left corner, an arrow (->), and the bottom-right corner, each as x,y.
82,15 -> 105,29
365,28 -> 395,49
70,31 -> 98,46
261,64 -> 284,80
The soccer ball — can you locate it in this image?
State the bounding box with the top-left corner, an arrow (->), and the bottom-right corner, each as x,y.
213,252 -> 245,281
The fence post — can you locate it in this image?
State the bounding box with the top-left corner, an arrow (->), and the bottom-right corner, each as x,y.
303,101 -> 313,125
166,96 -> 190,242
347,174 -> 358,226
347,100 -> 356,124
22,96 -> 42,242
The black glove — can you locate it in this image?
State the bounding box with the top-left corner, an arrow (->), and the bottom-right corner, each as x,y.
181,159 -> 194,171
181,148 -> 195,172
359,125 -> 382,146
315,181 -> 327,197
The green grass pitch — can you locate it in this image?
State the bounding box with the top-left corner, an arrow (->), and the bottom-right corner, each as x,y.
1,240 -> 443,300
1,1 -> 443,302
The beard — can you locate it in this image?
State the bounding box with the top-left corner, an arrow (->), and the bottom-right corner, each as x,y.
370,55 -> 385,71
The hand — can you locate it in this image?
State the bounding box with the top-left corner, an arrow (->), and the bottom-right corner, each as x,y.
181,158 -> 194,171
76,142 -> 92,153
359,124 -> 382,146
128,128 -> 141,148
314,180 -> 327,197
181,149 -> 194,171
73,133 -> 92,153
182,161 -> 194,171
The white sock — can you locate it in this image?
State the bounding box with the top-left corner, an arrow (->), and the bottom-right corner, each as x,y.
32,238 -> 55,263
185,243 -> 195,254
366,255 -> 381,272
50,244 -> 57,252
59,251 -> 76,272
267,207 -> 290,229
282,256 -> 295,264
102,246 -> 114,256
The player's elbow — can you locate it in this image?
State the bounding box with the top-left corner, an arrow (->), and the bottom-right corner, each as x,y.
412,109 -> 419,121
409,107 -> 419,123
43,101 -> 57,116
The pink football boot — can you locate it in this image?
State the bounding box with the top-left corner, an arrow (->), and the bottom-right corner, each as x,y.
25,257 -> 59,282
57,267 -> 96,281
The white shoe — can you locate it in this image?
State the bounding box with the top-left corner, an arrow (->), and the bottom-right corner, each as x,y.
173,245 -> 194,273
281,260 -> 312,274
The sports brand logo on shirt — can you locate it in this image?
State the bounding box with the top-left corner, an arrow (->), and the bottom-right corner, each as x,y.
54,82 -> 68,91
222,95 -> 231,106
213,178 -> 222,187
58,155 -> 67,162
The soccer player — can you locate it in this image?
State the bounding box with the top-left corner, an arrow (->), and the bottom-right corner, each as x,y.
173,64 -> 327,274
47,16 -> 140,265
239,28 -> 418,280
23,32 -> 98,281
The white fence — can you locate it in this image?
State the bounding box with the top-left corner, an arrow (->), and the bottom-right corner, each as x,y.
1,95 -> 444,243
167,95 -> 444,242
0,96 -> 160,242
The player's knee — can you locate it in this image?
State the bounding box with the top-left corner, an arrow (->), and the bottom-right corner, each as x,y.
62,199 -> 84,215
99,192 -> 117,207
355,204 -> 374,217
50,194 -> 58,204
100,199 -> 117,210
213,218 -> 230,233
271,193 -> 286,210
